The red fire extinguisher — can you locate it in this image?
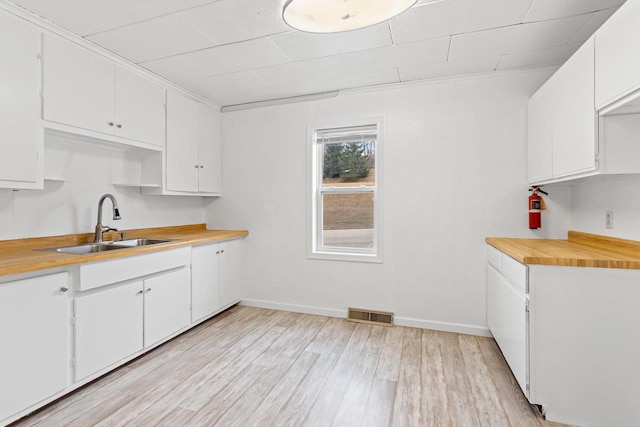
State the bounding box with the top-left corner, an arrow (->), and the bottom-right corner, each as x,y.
529,187 -> 542,229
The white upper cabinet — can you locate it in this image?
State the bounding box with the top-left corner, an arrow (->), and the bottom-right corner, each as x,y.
197,103 -> 222,194
43,35 -> 115,135
114,68 -> 165,147
527,37 -> 597,184
550,36 -> 597,179
166,91 -> 199,192
0,12 -> 42,189
165,91 -> 222,195
595,0 -> 640,110
527,82 -> 553,183
43,35 -> 165,148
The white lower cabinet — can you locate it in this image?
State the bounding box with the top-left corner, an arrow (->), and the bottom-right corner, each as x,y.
0,273 -> 70,424
74,249 -> 191,381
144,267 -> 191,346
219,239 -> 243,307
487,245 -> 640,426
74,281 -> 144,381
486,264 -> 528,396
0,240 -> 242,425
191,243 -> 221,322
191,239 -> 243,323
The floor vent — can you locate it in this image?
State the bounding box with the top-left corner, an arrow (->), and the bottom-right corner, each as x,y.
347,307 -> 394,326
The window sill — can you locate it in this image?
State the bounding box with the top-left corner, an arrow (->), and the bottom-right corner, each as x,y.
308,250 -> 382,264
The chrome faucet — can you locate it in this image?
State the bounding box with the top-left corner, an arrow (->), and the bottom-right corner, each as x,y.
94,194 -> 121,243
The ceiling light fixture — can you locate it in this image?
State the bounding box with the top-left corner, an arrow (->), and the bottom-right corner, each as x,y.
282,0 -> 418,33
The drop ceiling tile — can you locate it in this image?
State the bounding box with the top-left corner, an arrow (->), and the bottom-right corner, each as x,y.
180,37 -> 291,77
232,69 -> 400,106
288,68 -> 400,95
13,0 -> 216,36
399,56 -> 501,81
87,13 -> 218,63
139,56 -> 210,85
270,23 -> 392,61
182,70 -> 268,106
14,0 -> 120,36
569,7 -> 619,43
449,14 -> 592,61
390,0 -> 533,45
253,56 -> 350,87
496,43 -> 581,70
182,0 -> 291,45
340,37 -> 450,74
524,0 -> 624,22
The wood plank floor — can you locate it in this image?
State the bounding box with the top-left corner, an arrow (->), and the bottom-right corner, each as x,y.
14,306 -> 567,427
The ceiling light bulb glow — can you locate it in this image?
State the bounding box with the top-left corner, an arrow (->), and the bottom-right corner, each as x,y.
283,0 -> 418,33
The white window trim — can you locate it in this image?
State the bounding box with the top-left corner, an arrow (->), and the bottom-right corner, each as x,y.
307,117 -> 384,263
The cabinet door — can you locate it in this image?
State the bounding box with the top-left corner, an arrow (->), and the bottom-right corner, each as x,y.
43,35 -> 115,135
527,82 -> 553,183
487,265 -> 528,397
166,91 -> 199,192
197,103 -> 222,194
219,239 -> 244,307
0,13 -> 41,187
551,37 -> 597,178
144,267 -> 191,346
115,68 -> 165,147
595,0 -> 640,108
74,281 -> 143,381
0,273 -> 69,422
191,243 -> 221,322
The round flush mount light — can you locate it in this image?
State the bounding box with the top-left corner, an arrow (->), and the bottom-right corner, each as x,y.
282,0 -> 418,33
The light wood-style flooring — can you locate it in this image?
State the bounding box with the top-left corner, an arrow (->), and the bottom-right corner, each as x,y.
14,306 -> 566,427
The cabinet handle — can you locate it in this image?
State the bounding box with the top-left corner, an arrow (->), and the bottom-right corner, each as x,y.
145,288 -> 152,293
200,165 -> 204,168
195,165 -> 199,168
108,122 -> 114,127
60,286 -> 68,292
137,290 -> 144,295
220,250 -> 224,253
116,124 -> 122,128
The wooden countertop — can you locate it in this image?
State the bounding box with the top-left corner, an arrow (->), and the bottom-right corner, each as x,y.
486,231 -> 640,269
0,224 -> 248,278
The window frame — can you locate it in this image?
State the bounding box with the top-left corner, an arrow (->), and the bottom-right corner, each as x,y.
307,117 -> 383,263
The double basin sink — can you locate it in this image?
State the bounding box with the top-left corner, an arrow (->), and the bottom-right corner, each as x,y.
39,238 -> 175,255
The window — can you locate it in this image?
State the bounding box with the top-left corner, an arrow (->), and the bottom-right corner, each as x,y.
309,119 -> 382,262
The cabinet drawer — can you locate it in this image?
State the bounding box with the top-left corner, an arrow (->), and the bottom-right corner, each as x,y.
487,245 -> 502,272
78,247 -> 190,291
502,254 -> 528,293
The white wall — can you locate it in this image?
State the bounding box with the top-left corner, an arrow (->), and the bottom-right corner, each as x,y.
0,132 -> 205,240
206,70 -> 573,335
571,176 -> 640,240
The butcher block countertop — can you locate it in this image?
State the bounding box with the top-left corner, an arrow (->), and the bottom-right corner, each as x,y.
486,231 -> 640,269
0,224 -> 248,278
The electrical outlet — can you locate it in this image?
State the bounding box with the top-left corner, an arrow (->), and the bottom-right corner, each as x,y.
605,210 -> 614,229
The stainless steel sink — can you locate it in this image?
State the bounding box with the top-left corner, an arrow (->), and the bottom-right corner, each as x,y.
37,238 -> 175,255
39,243 -> 127,255
112,238 -> 175,247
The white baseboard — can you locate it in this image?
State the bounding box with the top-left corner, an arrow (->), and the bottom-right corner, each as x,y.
240,299 -> 346,318
240,299 -> 492,337
393,316 -> 492,337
